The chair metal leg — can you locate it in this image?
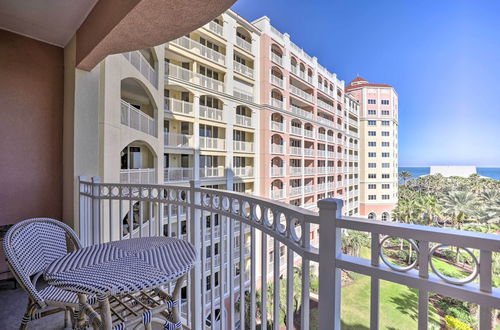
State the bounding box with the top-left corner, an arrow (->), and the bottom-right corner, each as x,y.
20,299 -> 36,330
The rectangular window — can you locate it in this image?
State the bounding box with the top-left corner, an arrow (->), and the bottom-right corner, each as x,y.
382,152 -> 390,157
368,163 -> 376,168
382,174 -> 390,179
368,131 -> 376,136
382,131 -> 390,136
368,120 -> 376,126
382,184 -> 390,189
368,141 -> 376,147
368,99 -> 376,104
382,121 -> 390,126
381,100 -> 390,105
368,184 -> 376,189
368,174 -> 376,179
382,163 -> 390,168
382,110 -> 390,115
368,110 -> 376,115
368,195 -> 376,200
368,152 -> 376,157
382,142 -> 390,147
382,194 -> 390,200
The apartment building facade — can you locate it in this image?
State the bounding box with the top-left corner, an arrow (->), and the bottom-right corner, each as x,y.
346,77 -> 399,220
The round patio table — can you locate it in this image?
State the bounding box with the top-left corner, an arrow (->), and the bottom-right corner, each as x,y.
44,236 -> 196,329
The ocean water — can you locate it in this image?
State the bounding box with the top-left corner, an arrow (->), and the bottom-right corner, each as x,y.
398,167 -> 500,181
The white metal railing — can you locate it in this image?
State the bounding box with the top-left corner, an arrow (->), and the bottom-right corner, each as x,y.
236,36 -> 252,52
120,100 -> 157,137
317,116 -> 335,128
270,188 -> 285,200
304,148 -> 314,157
164,133 -> 193,148
171,36 -> 225,65
304,167 -> 315,175
317,167 -> 327,175
271,143 -> 284,154
233,62 -> 254,78
317,183 -> 326,192
327,167 -> 335,174
317,150 -> 326,158
199,105 -> 223,122
271,52 -> 283,66
304,129 -> 314,139
349,118 -> 358,127
289,85 -> 313,102
233,167 -> 254,178
327,151 -> 335,158
327,135 -> 335,143
122,51 -> 158,87
119,169 -> 156,184
317,133 -> 326,141
199,74 -> 224,92
290,186 -> 303,197
271,98 -> 283,109
271,121 -> 285,133
199,166 -> 224,178
164,168 -> 193,182
290,146 -> 302,156
289,105 -> 313,119
235,114 -> 252,127
270,75 -> 284,88
290,167 -> 303,176
233,140 -> 254,153
80,178 -> 500,330
199,136 -> 225,150
290,126 -> 302,136
164,97 -> 194,116
270,167 -> 285,177
233,87 -> 254,103
317,98 -> 334,111
165,63 -> 193,82
206,21 -> 223,36
303,185 -> 315,194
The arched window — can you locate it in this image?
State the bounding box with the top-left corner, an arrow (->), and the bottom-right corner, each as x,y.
368,212 -> 376,220
381,212 -> 389,221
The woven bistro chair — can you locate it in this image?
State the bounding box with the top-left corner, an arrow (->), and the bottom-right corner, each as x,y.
3,218 -> 87,329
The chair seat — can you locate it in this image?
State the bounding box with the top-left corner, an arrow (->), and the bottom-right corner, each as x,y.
40,286 -> 80,306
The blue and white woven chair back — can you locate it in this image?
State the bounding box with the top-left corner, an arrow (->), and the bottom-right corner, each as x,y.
3,218 -> 82,307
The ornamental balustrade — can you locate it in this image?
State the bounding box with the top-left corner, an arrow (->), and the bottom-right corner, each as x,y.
79,177 -> 500,330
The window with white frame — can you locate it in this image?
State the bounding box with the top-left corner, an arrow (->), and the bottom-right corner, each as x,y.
382,141 -> 390,147
382,152 -> 390,157
368,120 -> 376,126
368,141 -> 376,147
382,194 -> 390,200
368,173 -> 376,179
368,99 -> 376,104
368,131 -> 376,136
368,152 -> 376,157
368,195 -> 376,200
381,110 -> 390,115
382,131 -> 390,136
368,184 -> 376,189
381,121 -> 390,126
382,163 -> 390,168
382,184 -> 390,189
368,110 -> 376,115
368,163 -> 376,168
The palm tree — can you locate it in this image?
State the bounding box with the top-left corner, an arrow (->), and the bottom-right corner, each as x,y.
399,171 -> 412,185
417,195 -> 442,226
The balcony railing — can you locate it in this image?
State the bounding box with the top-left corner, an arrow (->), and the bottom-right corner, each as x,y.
233,140 -> 254,153
120,100 -> 157,137
290,146 -> 302,156
270,75 -> 284,88
199,136 -> 225,150
290,104 -> 313,119
233,87 -> 254,103
170,36 -> 225,65
205,21 -> 223,36
270,143 -> 284,154
290,166 -> 303,176
317,98 -> 334,111
200,166 -> 224,178
317,150 -> 326,158
164,132 -> 193,148
119,169 -> 156,184
290,186 -> 303,197
317,132 -> 326,141
303,184 -> 315,194
233,62 -> 254,78
233,167 -> 254,178
165,63 -> 224,92
164,97 -> 194,116
122,51 -> 158,88
317,116 -> 335,128
270,52 -> 282,66
80,178 -> 500,330
304,148 -> 315,157
270,121 -> 285,133
164,167 -> 193,182
270,188 -> 285,200
236,36 -> 252,52
199,105 -> 223,122
290,126 -> 302,136
304,167 -> 315,175
271,98 -> 283,109
303,129 -> 314,139
235,114 -> 252,128
270,167 -> 285,177
289,85 -> 313,102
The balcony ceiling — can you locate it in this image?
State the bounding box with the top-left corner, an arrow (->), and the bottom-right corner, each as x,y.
0,0 -> 99,47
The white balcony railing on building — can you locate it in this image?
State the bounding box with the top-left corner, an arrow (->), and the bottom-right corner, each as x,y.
200,166 -> 224,178
164,97 -> 194,116
290,146 -> 302,156
205,21 -> 223,36
289,85 -> 313,102
290,186 -> 303,197
80,178 -> 500,330
233,87 -> 254,103
233,140 -> 254,153
170,36 -> 225,65
122,51 -> 158,88
289,105 -> 313,119
233,62 -> 254,78
270,75 -> 284,88
317,183 -> 326,192
270,167 -> 285,177
199,105 -> 223,122
317,133 -> 326,141
290,167 -> 303,176
304,129 -> 314,139
303,185 -> 315,194
304,148 -> 314,157
327,167 -> 335,174
233,167 -> 254,178
199,136 -> 225,150
119,169 -> 156,184
270,188 -> 285,199
317,150 -> 326,158
164,133 -> 193,148
317,116 -> 335,128
290,126 -> 302,136
271,143 -> 284,154
271,121 -> 285,133
271,98 -> 283,109
317,167 -> 327,175
270,52 -> 282,66
164,168 -> 193,182
165,63 -> 193,82
236,36 -> 252,52
120,100 -> 157,137
199,74 -> 224,92
327,135 -> 335,143
304,167 -> 315,175
235,114 -> 252,127
327,151 -> 335,158
317,98 -> 334,111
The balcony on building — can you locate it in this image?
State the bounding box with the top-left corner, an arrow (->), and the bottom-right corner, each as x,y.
289,102 -> 314,120
169,33 -> 226,66
317,144 -> 326,158
289,139 -> 302,156
270,179 -> 285,199
199,125 -> 226,151
304,160 -> 315,175
290,57 -> 313,85
234,105 -> 253,128
199,155 -> 225,179
120,78 -> 158,137
304,141 -> 315,158
317,96 -> 334,112
164,119 -> 194,149
203,16 -> 224,36
199,95 -> 224,122
289,79 -> 314,104
233,156 -> 254,179
269,66 -> 284,88
270,134 -> 285,155
164,152 -> 194,182
235,27 -> 253,53
317,111 -> 335,129
233,130 -> 254,153
164,57 -> 225,93
120,143 -> 156,184
303,178 -> 315,194
164,87 -> 195,117
270,44 -> 283,66
317,128 -> 327,141
326,129 -> 335,143
122,48 -> 159,88
270,113 -> 286,133
270,89 -> 284,109
270,157 -> 286,177
303,123 -> 314,139
233,52 -> 255,79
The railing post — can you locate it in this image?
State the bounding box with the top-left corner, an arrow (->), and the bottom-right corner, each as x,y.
78,176 -> 88,246
91,176 -> 102,245
318,198 -> 343,330
188,180 -> 202,329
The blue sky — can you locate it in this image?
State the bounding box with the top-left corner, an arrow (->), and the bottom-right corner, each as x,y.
232,0 -> 500,167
